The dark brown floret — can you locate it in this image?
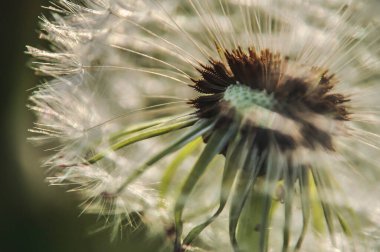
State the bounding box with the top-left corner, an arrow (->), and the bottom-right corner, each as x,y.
190,47 -> 350,152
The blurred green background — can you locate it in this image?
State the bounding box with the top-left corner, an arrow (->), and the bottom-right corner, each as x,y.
0,1 -> 165,251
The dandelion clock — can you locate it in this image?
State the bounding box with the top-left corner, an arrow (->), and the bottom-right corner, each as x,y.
28,0 -> 380,251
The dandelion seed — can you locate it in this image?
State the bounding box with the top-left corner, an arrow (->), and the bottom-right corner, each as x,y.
28,0 -> 380,251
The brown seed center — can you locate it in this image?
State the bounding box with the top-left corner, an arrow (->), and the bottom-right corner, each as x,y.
190,47 -> 350,151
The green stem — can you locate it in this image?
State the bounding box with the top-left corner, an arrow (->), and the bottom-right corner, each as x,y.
115,119 -> 215,194
88,118 -> 197,164
174,123 -> 237,251
109,115 -> 192,142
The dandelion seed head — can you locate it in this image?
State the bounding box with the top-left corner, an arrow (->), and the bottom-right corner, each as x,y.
28,0 -> 380,251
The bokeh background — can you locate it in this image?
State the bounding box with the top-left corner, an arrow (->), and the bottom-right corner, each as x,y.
1,1 -> 164,251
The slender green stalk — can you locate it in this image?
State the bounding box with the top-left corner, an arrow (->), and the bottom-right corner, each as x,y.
182,133 -> 244,246
88,118 -> 198,164
116,119 -> 215,194
174,123 -> 237,251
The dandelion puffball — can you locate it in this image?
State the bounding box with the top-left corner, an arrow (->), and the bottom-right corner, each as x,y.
28,0 -> 380,251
